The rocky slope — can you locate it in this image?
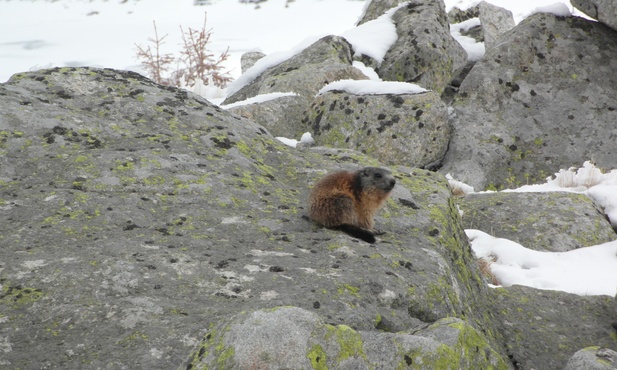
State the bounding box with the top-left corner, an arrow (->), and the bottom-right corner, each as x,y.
1,0 -> 616,369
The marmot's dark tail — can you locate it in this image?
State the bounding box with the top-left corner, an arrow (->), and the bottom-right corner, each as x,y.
336,224 -> 376,243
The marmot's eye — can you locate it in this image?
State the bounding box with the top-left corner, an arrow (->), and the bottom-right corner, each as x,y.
374,173 -> 382,179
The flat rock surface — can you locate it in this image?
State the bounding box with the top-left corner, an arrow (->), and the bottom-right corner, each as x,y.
459,192 -> 616,252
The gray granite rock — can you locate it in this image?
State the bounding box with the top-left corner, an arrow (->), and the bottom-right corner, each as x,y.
0,67 -> 504,369
459,192 -> 616,252
222,35 -> 368,105
447,4 -> 480,24
224,94 -> 310,138
491,286 -> 617,370
440,13 -> 617,190
376,0 -> 468,93
185,308 -> 507,369
572,0 -> 617,32
564,346 -> 617,370
240,50 -> 266,73
303,89 -> 450,169
356,0 -> 402,25
478,1 -> 515,50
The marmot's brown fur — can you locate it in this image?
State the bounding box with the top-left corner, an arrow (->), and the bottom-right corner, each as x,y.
309,167 -> 396,243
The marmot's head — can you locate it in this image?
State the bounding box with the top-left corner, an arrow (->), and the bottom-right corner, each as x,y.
357,167 -> 396,192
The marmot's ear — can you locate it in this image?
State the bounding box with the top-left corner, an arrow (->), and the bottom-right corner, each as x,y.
362,168 -> 371,177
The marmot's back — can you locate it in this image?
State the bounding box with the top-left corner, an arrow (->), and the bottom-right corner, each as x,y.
309,167 -> 395,243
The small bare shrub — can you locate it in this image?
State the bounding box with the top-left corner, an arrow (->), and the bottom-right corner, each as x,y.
134,21 -> 175,85
478,257 -> 500,286
135,13 -> 233,89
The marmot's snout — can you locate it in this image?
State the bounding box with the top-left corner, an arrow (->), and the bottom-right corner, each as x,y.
383,177 -> 396,191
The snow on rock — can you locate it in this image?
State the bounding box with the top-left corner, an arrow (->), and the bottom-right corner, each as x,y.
586,185 -> 617,228
224,35 -> 325,97
450,18 -> 486,61
276,132 -> 314,148
446,173 -> 476,194
228,1 -> 404,98
318,79 -> 428,96
341,2 -> 406,64
445,0 -> 581,24
219,92 -> 299,109
451,160 -> 617,296
530,2 -> 573,17
505,161 -> 617,226
467,229 -> 617,296
352,61 -> 381,81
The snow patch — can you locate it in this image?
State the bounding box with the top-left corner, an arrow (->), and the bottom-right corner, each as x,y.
219,92 -> 299,109
450,18 -> 485,60
502,161 -> 617,226
529,2 -> 572,18
224,34 -> 325,97
341,2 -> 408,64
276,132 -> 314,148
467,229 -> 617,296
318,79 -> 428,96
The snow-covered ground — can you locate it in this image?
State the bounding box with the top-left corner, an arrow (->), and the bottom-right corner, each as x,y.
1,0 -> 615,298
461,162 -> 617,296
0,0 -> 586,94
0,0 -> 367,98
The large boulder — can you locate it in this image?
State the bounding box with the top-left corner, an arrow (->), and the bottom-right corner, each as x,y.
303,87 -> 450,169
185,307 -> 507,369
446,1 -> 515,51
222,35 -> 368,105
0,67 -> 507,369
459,192 -> 616,252
240,50 -> 266,73
375,0 -> 468,93
564,347 -> 617,370
223,93 -> 310,138
572,0 -> 617,32
447,5 -> 479,24
478,1 -> 515,50
440,13 -> 617,190
491,285 -> 617,370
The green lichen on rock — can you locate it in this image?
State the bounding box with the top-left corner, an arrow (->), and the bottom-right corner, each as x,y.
326,324 -> 366,363
445,320 -> 509,369
186,307 -> 510,370
377,318 -> 509,369
187,327 -> 236,370
307,344 -> 328,370
337,284 -> 361,298
0,283 -> 44,308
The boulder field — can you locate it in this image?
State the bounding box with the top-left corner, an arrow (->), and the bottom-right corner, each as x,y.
1,0 -> 616,369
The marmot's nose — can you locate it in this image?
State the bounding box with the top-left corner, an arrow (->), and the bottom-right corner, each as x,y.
387,178 -> 396,190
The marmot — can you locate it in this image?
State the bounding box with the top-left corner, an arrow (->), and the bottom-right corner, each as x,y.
309,167 -> 396,243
